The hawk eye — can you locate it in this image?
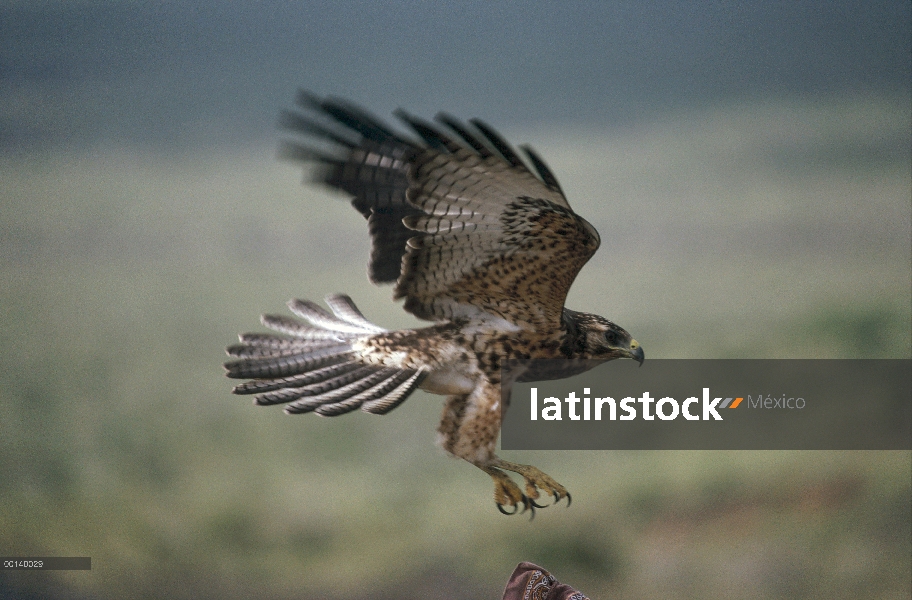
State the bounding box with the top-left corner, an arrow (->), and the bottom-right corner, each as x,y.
605,331 -> 620,346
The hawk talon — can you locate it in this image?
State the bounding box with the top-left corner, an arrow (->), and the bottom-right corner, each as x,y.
528,497 -> 548,509
496,492 -> 539,518
564,492 -> 572,507
497,501 -> 521,516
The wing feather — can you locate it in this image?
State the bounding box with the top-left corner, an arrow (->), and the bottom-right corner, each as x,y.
395,155 -> 598,325
281,92 -> 600,328
468,118 -> 529,170
520,144 -> 564,195
435,113 -> 497,158
281,92 -> 422,284
394,110 -> 462,153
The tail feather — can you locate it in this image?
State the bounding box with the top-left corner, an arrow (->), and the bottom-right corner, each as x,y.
226,295 -> 424,417
306,369 -> 402,416
323,293 -> 386,332
300,368 -> 425,416
231,361 -> 365,395
260,314 -> 348,339
284,367 -> 401,414
226,337 -> 342,359
238,332 -> 315,347
224,345 -> 354,379
288,298 -> 382,335
255,364 -> 378,406
361,370 -> 426,415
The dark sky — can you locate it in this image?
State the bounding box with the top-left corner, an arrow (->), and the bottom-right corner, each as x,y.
2,0 -> 910,150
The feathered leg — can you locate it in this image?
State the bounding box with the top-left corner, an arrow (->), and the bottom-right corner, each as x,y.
437,382 -> 569,516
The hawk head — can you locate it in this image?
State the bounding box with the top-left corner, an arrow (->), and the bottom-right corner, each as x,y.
561,309 -> 644,364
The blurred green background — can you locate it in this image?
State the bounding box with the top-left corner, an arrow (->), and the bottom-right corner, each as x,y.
2,2 -> 910,599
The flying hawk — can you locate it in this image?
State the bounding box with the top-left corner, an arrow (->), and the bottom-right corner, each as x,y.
225,92 -> 644,515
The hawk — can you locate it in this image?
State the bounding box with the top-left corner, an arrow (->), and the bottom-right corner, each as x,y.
225,92 -> 644,515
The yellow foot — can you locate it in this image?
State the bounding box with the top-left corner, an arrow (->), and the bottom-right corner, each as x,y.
481,461 -> 571,517
493,459 -> 571,510
482,466 -> 531,516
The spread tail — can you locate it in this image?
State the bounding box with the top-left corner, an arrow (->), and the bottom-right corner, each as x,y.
225,294 -> 424,416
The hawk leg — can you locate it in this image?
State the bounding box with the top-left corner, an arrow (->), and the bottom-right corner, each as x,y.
438,387 -> 571,516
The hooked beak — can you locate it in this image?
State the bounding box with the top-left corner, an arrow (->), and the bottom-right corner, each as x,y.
629,340 -> 644,366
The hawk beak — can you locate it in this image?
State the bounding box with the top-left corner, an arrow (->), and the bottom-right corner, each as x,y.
629,341 -> 644,366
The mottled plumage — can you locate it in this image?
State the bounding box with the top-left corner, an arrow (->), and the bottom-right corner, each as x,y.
226,92 -> 644,515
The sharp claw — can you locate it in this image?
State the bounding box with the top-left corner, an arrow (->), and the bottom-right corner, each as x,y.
529,497 -> 547,509
565,492 -> 572,507
497,502 -> 519,516
553,491 -> 561,504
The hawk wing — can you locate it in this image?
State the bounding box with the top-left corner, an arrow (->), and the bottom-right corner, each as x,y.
281,92 -> 600,330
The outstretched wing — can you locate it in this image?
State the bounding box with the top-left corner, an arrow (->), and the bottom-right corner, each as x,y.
281,92 -> 600,329
280,91 -> 423,284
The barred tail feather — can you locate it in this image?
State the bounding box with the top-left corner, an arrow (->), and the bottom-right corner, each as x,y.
314,369 -> 425,417
224,345 -> 354,379
285,367 -> 401,414
258,315 -> 345,340
361,370 -> 425,415
323,293 -> 385,332
256,365 -> 380,407
225,294 -> 424,416
230,361 -> 365,395
226,337 -> 346,359
287,298 -> 380,335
